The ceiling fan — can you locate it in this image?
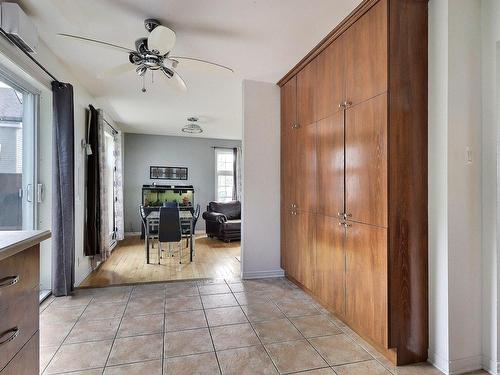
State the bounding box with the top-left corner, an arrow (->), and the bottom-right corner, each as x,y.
58,19 -> 234,93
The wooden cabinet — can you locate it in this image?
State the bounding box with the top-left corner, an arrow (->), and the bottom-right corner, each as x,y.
297,60 -> 317,127
345,0 -> 388,106
345,222 -> 388,348
296,122 -> 317,213
316,215 -> 345,315
345,94 -> 388,227
0,231 -> 49,375
315,35 -> 345,121
317,112 -> 344,218
279,0 -> 427,366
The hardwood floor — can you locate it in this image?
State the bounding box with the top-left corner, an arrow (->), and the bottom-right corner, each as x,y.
80,235 -> 241,287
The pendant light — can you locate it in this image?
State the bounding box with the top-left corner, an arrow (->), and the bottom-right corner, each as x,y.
181,117 -> 203,134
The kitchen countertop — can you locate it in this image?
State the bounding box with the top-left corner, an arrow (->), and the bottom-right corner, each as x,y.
0,230 -> 51,261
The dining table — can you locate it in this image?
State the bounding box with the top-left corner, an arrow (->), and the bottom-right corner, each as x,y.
145,209 -> 194,264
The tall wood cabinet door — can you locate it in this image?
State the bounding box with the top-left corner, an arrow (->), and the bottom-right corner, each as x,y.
317,112 -> 344,218
296,123 -> 317,213
345,94 -> 387,227
281,76 -> 297,132
345,0 -> 388,106
345,222 -> 388,348
281,78 -> 297,270
297,60 -> 317,126
316,34 -> 345,120
315,215 -> 345,316
295,212 -> 316,291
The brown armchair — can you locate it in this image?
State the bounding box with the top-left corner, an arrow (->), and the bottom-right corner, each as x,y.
202,201 -> 241,242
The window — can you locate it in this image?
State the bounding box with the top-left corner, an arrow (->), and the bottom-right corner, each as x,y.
215,148 -> 234,202
0,76 -> 36,230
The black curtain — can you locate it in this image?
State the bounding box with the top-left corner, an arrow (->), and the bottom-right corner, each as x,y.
51,82 -> 75,296
84,105 -> 101,257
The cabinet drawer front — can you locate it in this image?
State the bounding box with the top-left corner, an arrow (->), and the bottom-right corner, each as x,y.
0,289 -> 38,371
0,331 -> 38,375
0,246 -> 39,311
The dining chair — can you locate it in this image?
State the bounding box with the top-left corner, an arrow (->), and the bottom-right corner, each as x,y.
158,206 -> 183,264
182,204 -> 200,248
139,205 -> 158,248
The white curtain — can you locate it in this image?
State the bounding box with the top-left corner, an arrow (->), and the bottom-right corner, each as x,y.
97,109 -> 110,261
114,132 -> 124,240
235,147 -> 242,201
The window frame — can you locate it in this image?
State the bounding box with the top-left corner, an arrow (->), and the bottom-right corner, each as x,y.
214,148 -> 235,202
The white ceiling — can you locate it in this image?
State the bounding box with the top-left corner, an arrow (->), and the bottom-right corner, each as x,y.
18,0 -> 362,139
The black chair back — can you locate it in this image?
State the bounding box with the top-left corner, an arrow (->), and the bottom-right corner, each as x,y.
192,204 -> 201,229
159,206 -> 181,242
163,202 -> 179,208
139,205 -> 147,229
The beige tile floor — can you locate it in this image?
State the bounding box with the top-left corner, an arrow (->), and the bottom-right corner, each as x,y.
39,278 -> 488,375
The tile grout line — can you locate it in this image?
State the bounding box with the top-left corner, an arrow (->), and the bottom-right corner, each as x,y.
101,288 -> 133,373
41,297 -> 94,375
227,280 -> 282,375
161,285 -> 167,375
197,281 -> 223,375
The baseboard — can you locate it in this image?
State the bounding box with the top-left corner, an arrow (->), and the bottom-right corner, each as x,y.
448,355 -> 483,374
482,356 -> 500,375
428,351 -> 450,374
74,266 -> 93,287
242,269 -> 285,279
428,351 -> 486,375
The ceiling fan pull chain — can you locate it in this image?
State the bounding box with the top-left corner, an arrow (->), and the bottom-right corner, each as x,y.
142,74 -> 146,93
151,70 -> 154,84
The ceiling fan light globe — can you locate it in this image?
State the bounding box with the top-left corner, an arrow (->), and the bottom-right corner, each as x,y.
148,26 -> 176,55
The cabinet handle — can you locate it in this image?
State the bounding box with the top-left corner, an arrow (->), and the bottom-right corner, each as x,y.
338,221 -> 345,226
291,123 -> 300,129
345,213 -> 352,218
338,103 -> 344,109
337,212 -> 345,219
344,222 -> 352,228
0,328 -> 19,346
0,275 -> 19,288
344,101 -> 352,108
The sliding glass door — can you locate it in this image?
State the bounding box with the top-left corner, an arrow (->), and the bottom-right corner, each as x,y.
0,76 -> 37,231
104,122 -> 117,249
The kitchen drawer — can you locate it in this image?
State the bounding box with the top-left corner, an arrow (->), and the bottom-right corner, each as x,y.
0,331 -> 38,375
0,288 -> 38,371
0,245 -> 39,311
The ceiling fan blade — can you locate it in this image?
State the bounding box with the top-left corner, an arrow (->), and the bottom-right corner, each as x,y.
172,70 -> 187,92
58,33 -> 134,53
170,56 -> 234,73
148,26 -> 176,55
97,63 -> 135,79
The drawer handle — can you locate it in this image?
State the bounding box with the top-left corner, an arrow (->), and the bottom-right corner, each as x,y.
0,275 -> 19,288
0,328 -> 19,346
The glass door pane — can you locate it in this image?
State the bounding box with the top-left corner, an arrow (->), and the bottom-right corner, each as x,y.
0,78 -> 35,230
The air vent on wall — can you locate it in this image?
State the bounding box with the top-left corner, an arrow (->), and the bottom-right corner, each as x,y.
0,3 -> 38,53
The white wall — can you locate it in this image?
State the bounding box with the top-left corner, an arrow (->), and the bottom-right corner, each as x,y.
241,80 -> 283,279
481,1 -> 500,373
0,36 -> 112,287
428,0 -> 450,370
429,1 -> 492,374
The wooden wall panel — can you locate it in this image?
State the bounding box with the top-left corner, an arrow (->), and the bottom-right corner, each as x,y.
315,215 -> 345,315
296,123 -> 317,213
317,113 -> 344,218
315,35 -> 345,121
345,222 -> 388,348
297,60 -> 317,127
345,94 -> 388,227
345,0 -> 388,106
